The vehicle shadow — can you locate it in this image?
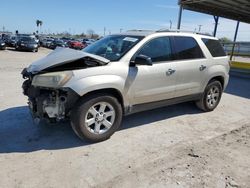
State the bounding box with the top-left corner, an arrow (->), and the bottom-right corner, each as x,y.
225,74 -> 250,99
0,106 -> 84,153
0,102 -> 200,153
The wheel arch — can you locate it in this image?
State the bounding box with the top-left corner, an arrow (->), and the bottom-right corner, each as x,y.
208,75 -> 225,89
79,88 -> 125,113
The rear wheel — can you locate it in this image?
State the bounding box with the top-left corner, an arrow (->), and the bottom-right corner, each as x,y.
196,80 -> 222,112
71,94 -> 123,142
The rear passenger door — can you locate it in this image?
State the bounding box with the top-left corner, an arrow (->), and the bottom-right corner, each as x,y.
171,36 -> 208,97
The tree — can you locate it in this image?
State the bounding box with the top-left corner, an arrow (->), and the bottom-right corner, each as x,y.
36,20 -> 40,33
39,20 -> 43,33
36,20 -> 43,33
87,29 -> 95,38
219,37 -> 232,43
36,20 -> 40,28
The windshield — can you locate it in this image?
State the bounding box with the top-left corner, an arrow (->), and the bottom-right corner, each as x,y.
20,37 -> 35,42
83,35 -> 144,61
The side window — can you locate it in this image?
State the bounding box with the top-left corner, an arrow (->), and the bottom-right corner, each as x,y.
138,37 -> 173,63
202,38 -> 226,57
173,36 -> 204,60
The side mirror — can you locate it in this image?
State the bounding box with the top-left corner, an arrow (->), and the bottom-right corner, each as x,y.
133,54 -> 152,66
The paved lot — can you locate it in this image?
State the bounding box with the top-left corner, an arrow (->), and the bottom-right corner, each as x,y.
0,48 -> 250,188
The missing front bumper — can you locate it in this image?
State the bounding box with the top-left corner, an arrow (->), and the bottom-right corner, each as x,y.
23,84 -> 79,121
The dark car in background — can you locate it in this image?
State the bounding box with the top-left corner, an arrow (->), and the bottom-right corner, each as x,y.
49,39 -> 67,49
6,36 -> 18,47
16,37 -> 38,52
0,39 -> 6,50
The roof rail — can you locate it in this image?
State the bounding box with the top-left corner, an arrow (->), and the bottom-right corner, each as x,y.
156,28 -> 212,36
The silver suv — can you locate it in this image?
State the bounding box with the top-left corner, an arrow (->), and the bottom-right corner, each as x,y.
22,30 -> 230,142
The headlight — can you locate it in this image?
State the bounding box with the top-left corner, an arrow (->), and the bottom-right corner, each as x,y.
1,43 -> 5,45
32,71 -> 73,88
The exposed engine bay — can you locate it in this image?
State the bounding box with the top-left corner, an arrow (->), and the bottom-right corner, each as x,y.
22,74 -> 79,122
21,47 -> 109,122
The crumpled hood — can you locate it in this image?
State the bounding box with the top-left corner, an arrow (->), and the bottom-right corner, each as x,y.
27,47 -> 110,73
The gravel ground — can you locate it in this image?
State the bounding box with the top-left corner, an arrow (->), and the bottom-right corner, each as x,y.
0,48 -> 250,188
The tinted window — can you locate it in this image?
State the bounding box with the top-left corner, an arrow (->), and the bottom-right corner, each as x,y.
202,38 -> 226,57
138,37 -> 173,63
173,36 -> 204,60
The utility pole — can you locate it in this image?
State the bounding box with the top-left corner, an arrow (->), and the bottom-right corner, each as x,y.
169,20 -> 172,30
2,26 -> 5,32
198,25 -> 202,32
120,28 -> 123,33
104,27 -> 106,36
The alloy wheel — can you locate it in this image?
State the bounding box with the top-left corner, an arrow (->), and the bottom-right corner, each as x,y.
206,86 -> 220,108
84,102 -> 116,134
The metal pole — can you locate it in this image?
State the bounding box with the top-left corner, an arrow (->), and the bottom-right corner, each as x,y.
230,21 -> 240,61
213,16 -> 219,37
177,5 -> 183,30
198,25 -> 202,32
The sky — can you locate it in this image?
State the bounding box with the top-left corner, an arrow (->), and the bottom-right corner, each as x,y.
0,0 -> 249,41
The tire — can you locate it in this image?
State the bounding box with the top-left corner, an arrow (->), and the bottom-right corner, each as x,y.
70,93 -> 123,142
32,48 -> 38,53
196,80 -> 222,112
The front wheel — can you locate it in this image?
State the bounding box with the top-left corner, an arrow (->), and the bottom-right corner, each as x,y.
196,80 -> 222,112
33,48 -> 38,53
70,94 -> 123,142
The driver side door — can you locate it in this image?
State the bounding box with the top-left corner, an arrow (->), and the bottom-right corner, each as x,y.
128,36 -> 177,105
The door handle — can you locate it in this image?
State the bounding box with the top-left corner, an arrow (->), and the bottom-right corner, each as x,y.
199,65 -> 207,71
166,69 -> 176,76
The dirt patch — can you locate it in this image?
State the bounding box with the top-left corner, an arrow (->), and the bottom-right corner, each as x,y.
99,124 -> 250,188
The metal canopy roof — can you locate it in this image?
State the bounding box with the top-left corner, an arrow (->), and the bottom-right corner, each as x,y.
180,0 -> 250,24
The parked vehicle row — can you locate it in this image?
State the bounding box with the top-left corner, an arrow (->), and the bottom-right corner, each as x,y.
1,34 -> 96,52
1,34 -> 39,52
40,37 -> 96,50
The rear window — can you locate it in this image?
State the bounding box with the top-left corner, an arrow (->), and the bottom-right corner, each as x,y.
202,38 -> 226,57
173,36 -> 204,60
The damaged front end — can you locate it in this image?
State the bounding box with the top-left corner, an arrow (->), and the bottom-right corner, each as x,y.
21,47 -> 109,122
22,68 -> 79,122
